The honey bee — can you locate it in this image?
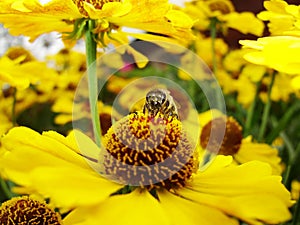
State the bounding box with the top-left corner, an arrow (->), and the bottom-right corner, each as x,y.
143,88 -> 179,119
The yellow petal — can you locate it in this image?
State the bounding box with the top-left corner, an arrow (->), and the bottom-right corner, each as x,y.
125,45 -> 149,68
200,155 -> 233,173
222,12 -> 264,36
0,127 -> 122,208
179,160 -> 293,225
291,75 -> 300,90
158,190 -> 239,225
11,0 -> 32,12
64,189 -> 170,225
240,64 -> 266,82
65,129 -> 101,161
0,0 -> 81,41
180,188 -> 292,225
235,138 -> 282,175
165,9 -> 194,29
29,166 -> 122,208
1,127 -> 93,169
198,109 -> 225,127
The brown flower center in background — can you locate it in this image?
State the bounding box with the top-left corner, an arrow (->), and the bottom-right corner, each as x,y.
5,47 -> 34,63
0,196 -> 62,225
207,0 -> 234,14
73,0 -> 121,16
200,116 -> 242,155
100,112 -> 112,135
103,112 -> 196,190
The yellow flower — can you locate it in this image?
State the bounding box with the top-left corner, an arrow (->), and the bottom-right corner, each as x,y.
260,73 -> 295,102
0,0 -> 195,46
106,75 -> 138,94
215,49 -> 266,107
183,0 -> 264,36
0,112 -> 293,225
240,36 -> 300,94
258,0 -> 300,36
291,180 -> 300,200
199,110 -> 283,175
194,33 -> 228,69
223,48 -> 266,82
183,0 -> 235,31
236,136 -> 283,175
220,47 -> 297,103
221,11 -> 265,36
0,110 -> 12,136
240,36 -> 300,75
0,47 -> 58,91
53,97 -> 114,134
233,73 -> 257,107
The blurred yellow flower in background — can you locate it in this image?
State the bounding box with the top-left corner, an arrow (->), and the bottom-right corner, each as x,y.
240,36 -> 300,75
0,47 -> 58,91
193,33 -> 228,69
183,0 -> 264,36
240,36 -> 300,96
291,180 -> 300,200
258,0 -> 300,36
198,110 -> 283,175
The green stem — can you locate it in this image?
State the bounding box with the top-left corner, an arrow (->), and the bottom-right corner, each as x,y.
266,103 -> 300,144
282,164 -> 292,187
210,17 -> 218,76
258,72 -> 275,142
292,198 -> 300,225
244,81 -> 261,136
85,20 -> 101,146
0,179 -> 14,199
210,17 -> 223,110
279,131 -> 297,187
11,87 -> 17,126
272,118 -> 296,163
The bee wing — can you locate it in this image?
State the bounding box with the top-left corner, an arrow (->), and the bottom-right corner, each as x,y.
173,98 -> 181,110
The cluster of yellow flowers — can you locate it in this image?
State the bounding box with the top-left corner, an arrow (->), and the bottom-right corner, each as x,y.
0,0 -> 299,225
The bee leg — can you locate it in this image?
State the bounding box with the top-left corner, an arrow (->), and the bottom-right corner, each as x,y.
143,105 -> 147,114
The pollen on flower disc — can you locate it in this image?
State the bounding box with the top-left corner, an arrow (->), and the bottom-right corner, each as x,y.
200,116 -> 242,155
0,196 -> 62,225
102,112 -> 197,190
